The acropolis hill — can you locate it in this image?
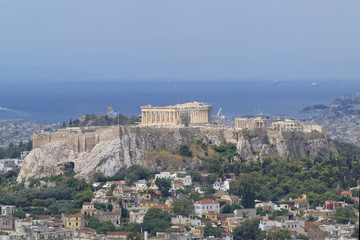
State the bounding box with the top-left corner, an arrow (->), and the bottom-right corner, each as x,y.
19,102 -> 336,182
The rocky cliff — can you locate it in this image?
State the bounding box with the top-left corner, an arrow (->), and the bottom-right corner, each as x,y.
17,126 -> 337,182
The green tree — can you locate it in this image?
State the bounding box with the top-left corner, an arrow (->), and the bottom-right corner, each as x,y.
233,220 -> 262,240
203,221 -> 222,238
266,230 -> 291,240
241,185 -> 256,208
334,207 -> 357,224
297,234 -> 310,240
142,208 -> 171,236
127,231 -> 142,240
172,200 -> 193,217
13,209 -> 26,219
179,145 -> 192,157
107,204 -> 113,212
189,171 -> 202,182
74,190 -> 93,208
189,191 -> 201,201
155,178 -> 172,197
88,217 -> 102,229
222,204 -> 232,214
96,221 -> 116,234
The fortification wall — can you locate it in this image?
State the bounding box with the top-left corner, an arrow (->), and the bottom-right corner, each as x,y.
33,126 -> 120,152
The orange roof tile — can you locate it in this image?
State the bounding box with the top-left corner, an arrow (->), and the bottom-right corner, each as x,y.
83,202 -> 94,205
64,212 -> 83,218
114,181 -> 126,185
341,191 -> 352,194
195,199 -> 218,204
206,211 -> 217,215
0,228 -> 15,232
80,227 -> 96,233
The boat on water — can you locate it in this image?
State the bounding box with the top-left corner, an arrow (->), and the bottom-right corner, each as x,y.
312,82 -> 317,86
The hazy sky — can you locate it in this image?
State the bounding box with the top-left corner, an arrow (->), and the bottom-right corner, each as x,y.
0,0 -> 359,80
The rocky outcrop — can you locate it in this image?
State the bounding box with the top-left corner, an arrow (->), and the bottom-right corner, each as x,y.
17,126 -> 337,182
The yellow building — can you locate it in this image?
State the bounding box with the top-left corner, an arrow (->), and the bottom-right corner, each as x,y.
205,211 -> 218,222
139,201 -> 158,208
191,226 -> 204,236
81,202 -> 98,217
63,212 -> 85,231
139,194 -> 159,208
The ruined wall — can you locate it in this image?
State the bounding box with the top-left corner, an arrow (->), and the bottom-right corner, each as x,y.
33,127 -> 120,152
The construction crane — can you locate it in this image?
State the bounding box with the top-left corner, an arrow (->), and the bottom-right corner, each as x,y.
214,108 -> 222,124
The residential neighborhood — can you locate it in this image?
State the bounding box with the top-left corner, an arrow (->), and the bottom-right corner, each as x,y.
0,171 -> 358,239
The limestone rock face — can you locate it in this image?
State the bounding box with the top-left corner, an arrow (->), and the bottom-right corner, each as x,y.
18,126 -> 337,182
17,142 -> 77,182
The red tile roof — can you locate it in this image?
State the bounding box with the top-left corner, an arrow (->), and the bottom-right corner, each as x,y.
0,228 -> 15,232
114,181 -> 126,185
195,199 -> 218,204
64,212 -> 83,218
206,211 -> 217,215
37,215 -> 51,219
80,227 -> 96,233
341,191 -> 352,195
83,202 -> 94,205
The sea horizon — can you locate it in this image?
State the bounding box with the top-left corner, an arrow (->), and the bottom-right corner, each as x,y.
1,79 -> 359,123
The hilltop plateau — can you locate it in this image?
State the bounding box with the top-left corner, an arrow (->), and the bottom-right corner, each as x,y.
18,126 -> 336,182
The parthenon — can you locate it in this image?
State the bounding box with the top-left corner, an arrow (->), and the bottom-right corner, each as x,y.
141,102 -> 211,126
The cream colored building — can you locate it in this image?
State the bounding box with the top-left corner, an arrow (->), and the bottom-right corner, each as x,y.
141,102 -> 211,126
235,117 -> 270,130
272,119 -> 304,132
272,119 -> 325,133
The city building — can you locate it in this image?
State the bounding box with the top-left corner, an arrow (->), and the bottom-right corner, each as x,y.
194,199 -> 220,217
63,213 -> 85,231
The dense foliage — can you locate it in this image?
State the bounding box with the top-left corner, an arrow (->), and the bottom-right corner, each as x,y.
119,208 -> 171,236
0,140 -> 32,159
66,113 -> 139,127
0,167 -> 91,218
230,149 -> 360,206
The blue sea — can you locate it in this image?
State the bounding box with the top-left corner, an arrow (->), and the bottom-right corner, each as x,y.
0,79 -> 359,123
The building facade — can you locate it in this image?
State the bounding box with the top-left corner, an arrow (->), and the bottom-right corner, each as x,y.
194,199 -> 220,217
235,117 -> 270,130
141,102 -> 211,126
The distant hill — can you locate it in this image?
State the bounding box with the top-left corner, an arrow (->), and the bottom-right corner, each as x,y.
302,91 -> 360,115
